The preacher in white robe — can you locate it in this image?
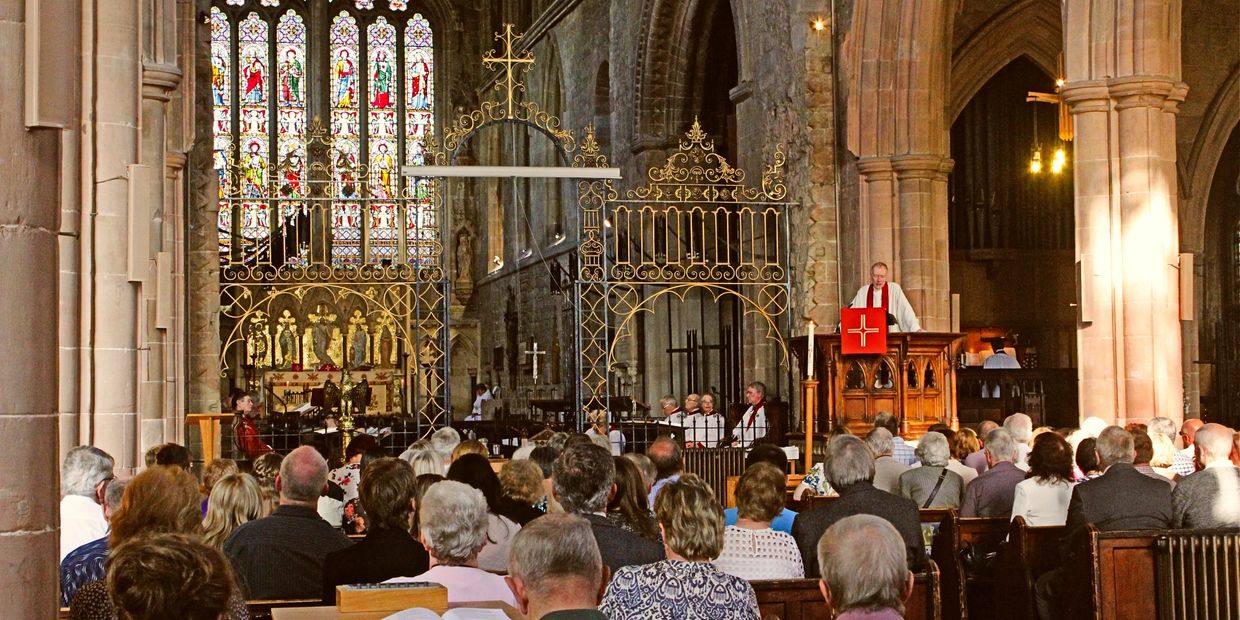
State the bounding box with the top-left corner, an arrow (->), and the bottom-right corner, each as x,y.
849,281 -> 922,333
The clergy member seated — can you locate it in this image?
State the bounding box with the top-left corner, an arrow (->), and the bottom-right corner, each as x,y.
817,515 -> 915,620
1172,423 -> 1240,528
223,445 -> 352,600
553,443 -> 664,574
60,446 -> 115,562
982,337 -> 1021,369
385,480 -> 518,606
505,513 -> 610,620
730,381 -> 769,448
791,435 -> 926,578
1034,426 -> 1173,619
599,475 -> 760,620
657,396 -> 686,425
321,457 -> 429,603
682,393 -> 726,448
848,261 -> 922,332
960,428 -> 1026,518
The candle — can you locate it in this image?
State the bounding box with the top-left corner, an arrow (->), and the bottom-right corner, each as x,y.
806,319 -> 816,379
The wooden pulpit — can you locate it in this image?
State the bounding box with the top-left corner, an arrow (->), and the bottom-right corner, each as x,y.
798,333 -> 964,438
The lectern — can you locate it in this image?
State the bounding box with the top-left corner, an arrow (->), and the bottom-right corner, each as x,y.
797,333 -> 964,438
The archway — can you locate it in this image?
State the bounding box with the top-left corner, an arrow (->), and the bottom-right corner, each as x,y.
1201,125 -> 1240,426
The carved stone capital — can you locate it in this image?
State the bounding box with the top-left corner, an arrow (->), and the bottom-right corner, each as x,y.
856,156 -> 894,180
891,154 -> 954,181
142,63 -> 184,102
1060,80 -> 1111,114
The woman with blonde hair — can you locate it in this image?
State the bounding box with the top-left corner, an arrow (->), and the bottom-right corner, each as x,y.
498,459 -> 545,509
202,473 -> 268,550
600,474 -> 759,619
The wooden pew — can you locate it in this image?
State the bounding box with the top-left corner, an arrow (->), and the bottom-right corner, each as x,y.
753,560 -> 941,620
1058,526 -> 1240,620
247,598 -> 322,620
929,511 -> 1009,620
993,517 -> 1064,620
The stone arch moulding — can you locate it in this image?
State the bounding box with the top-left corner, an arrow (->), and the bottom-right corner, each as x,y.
1181,64 -> 1240,252
631,0 -> 745,151
949,0 -> 1063,123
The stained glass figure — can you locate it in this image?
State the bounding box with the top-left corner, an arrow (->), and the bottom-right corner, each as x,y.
405,14 -> 435,265
211,7 -> 233,258
331,11 -> 363,266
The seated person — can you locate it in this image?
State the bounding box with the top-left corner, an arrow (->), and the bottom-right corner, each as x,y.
447,454 -> 531,571
898,432 -> 965,509
960,428 -> 1026,518
600,475 -> 760,619
554,443 -> 664,573
505,514 -> 610,620
714,463 -> 804,580
322,458 -> 429,603
791,435 -> 925,577
681,394 -> 725,448
725,444 -> 798,533
606,457 -> 662,542
1172,423 -> 1240,529
107,533 -> 237,620
1011,432 -> 1076,526
385,480 -> 518,606
61,477 -> 127,606
730,382 -> 769,448
817,515 -> 914,619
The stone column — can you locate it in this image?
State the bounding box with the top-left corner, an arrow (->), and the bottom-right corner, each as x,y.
1,0 -> 71,613
892,155 -> 953,331
90,0 -> 142,468
856,157 -> 897,272
1063,0 -> 1188,425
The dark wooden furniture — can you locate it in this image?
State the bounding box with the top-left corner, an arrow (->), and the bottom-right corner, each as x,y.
1061,526 -> 1240,620
798,333 -> 964,439
753,562 -> 941,620
929,511 -> 1009,620
247,599 -> 321,620
993,517 -> 1065,620
955,368 -> 1078,429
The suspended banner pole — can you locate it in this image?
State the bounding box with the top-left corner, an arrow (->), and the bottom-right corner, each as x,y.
401,165 -> 621,179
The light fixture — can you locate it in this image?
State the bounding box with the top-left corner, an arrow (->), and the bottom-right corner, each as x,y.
1050,147 -> 1067,174
811,18 -> 828,32
491,256 -> 503,267
1029,148 -> 1043,174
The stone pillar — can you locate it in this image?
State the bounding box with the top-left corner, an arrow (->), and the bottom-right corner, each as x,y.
1063,0 -> 1188,425
892,155 -> 953,331
187,0 -> 222,415
2,0 -> 72,613
856,157 -> 897,272
90,0 -> 142,468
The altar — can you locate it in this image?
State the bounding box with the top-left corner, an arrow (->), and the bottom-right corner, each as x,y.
797,333 -> 964,438
265,369 -> 404,416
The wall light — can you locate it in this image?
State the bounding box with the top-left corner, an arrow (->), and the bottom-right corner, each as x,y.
811,18 -> 828,32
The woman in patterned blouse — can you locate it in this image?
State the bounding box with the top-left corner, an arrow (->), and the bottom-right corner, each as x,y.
599,474 -> 760,619
715,463 -> 805,580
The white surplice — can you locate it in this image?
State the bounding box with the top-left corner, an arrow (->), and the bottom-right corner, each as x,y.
848,281 -> 922,333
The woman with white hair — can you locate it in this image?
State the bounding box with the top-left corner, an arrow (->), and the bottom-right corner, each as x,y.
897,432 -> 965,509
384,480 -> 517,606
399,439 -> 446,477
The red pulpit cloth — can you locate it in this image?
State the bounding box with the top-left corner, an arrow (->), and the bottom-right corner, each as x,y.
841,308 -> 888,355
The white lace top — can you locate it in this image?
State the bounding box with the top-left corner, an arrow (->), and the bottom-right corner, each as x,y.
713,525 -> 805,581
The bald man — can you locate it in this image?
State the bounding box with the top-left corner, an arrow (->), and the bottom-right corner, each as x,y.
1171,419 -> 1206,478
1172,424 -> 1240,529
224,446 -> 352,599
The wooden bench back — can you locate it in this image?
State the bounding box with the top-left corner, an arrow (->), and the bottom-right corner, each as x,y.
753,560 -> 941,620
246,598 -> 322,620
929,511 -> 1009,620
993,517 -> 1065,620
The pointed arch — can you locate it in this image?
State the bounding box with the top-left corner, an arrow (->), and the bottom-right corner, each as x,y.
949,0 -> 1062,123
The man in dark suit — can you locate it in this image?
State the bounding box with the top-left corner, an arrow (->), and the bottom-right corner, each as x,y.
554,443 -> 664,574
322,457 -> 429,602
1172,423 -> 1240,529
791,435 -> 925,577
1035,425 -> 1173,619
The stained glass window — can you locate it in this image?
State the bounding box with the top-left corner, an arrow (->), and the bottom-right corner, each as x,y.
211,7 -> 232,258
212,2 -> 435,269
276,10 -> 307,264
405,14 -> 435,264
330,12 -> 362,265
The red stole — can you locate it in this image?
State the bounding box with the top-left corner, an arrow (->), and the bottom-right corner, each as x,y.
868,284 -> 889,311
746,401 -> 766,428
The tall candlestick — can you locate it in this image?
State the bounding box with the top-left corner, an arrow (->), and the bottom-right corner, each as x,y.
806,319 -> 816,378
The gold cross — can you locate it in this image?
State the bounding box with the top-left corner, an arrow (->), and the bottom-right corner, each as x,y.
483,24 -> 534,118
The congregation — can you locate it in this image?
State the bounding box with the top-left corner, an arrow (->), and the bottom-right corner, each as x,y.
58,408 -> 1240,620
